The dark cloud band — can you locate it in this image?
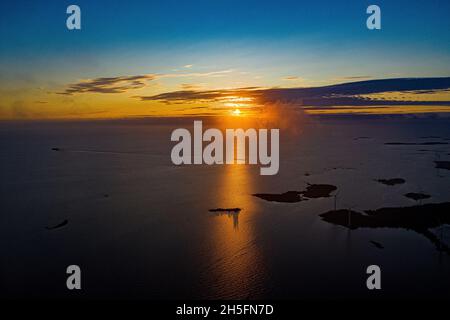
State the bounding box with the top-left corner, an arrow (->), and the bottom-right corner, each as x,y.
136,77 -> 450,107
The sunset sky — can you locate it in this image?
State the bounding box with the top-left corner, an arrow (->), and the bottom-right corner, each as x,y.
0,0 -> 449,119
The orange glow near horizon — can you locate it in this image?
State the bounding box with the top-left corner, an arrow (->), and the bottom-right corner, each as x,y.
1,81 -> 450,120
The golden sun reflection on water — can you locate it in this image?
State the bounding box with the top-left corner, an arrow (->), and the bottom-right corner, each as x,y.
206,164 -> 266,299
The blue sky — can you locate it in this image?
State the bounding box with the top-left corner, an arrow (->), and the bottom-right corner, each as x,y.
1,0 -> 449,79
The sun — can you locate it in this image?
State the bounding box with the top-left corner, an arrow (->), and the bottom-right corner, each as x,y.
232,109 -> 241,116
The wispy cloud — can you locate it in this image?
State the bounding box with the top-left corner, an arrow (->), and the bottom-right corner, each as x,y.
58,74 -> 156,95
282,76 -> 301,81
180,83 -> 204,90
160,69 -> 234,79
332,76 -> 373,82
57,70 -> 234,95
136,87 -> 260,103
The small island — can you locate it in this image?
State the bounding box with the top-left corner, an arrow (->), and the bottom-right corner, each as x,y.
375,178 -> 405,186
209,208 -> 241,213
253,184 -> 337,203
435,161 -> 450,170
404,192 -> 431,201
